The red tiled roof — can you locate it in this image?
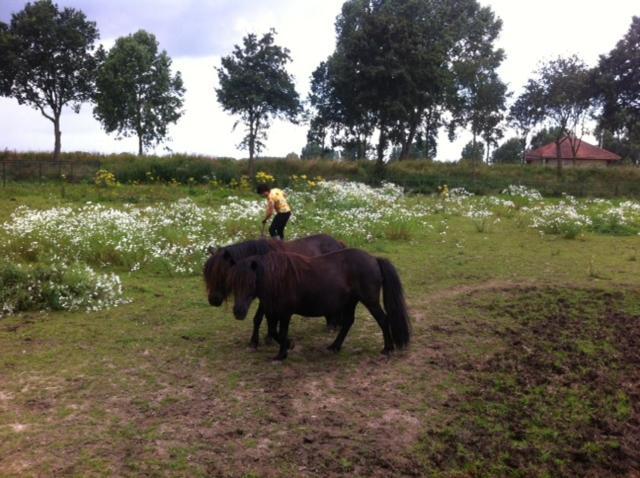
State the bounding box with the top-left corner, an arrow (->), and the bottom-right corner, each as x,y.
525,137 -> 621,161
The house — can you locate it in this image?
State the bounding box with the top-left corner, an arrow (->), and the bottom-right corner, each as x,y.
525,136 -> 621,168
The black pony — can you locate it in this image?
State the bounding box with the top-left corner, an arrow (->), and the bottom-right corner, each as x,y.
229,249 -> 411,360
203,234 -> 345,347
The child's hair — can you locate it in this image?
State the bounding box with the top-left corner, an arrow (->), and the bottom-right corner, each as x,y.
256,184 -> 270,194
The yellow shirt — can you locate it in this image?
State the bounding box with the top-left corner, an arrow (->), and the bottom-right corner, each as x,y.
267,188 -> 291,213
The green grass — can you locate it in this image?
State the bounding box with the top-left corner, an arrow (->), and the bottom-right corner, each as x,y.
0,183 -> 639,477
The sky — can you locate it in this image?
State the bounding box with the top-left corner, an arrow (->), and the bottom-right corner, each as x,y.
0,0 -> 638,161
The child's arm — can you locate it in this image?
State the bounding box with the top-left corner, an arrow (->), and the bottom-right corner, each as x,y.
262,201 -> 274,223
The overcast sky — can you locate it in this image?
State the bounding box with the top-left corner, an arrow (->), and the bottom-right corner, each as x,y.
0,0 -> 638,161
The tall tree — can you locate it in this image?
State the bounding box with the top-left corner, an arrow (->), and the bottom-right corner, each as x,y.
455,69 -> 508,162
595,16 -> 640,164
491,137 -> 523,164
93,30 -> 185,156
508,84 -> 545,163
216,30 -> 301,178
451,5 -> 507,163
0,0 -> 100,160
307,0 -> 505,166
0,22 -> 16,95
308,57 -> 372,160
513,56 -> 593,173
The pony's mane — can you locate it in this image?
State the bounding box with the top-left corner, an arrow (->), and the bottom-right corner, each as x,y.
203,254 -> 216,283
204,239 -> 276,282
224,239 -> 280,261
231,251 -> 311,309
259,251 -> 310,284
204,239 -> 286,295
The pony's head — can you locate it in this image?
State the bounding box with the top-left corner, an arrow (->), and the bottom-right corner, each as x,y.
228,257 -> 260,320
203,246 -> 236,306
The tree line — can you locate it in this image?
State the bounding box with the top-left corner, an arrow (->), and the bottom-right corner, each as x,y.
0,0 -> 184,159
1,0 -> 639,172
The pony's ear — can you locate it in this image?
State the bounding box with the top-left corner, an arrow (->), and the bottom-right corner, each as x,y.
250,260 -> 259,271
207,246 -> 216,255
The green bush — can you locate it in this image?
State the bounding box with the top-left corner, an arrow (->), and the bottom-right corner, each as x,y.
3,151 -> 640,197
0,262 -> 127,316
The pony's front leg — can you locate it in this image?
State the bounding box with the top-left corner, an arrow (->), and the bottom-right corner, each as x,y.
274,315 -> 292,361
266,314 -> 280,345
249,302 -> 265,349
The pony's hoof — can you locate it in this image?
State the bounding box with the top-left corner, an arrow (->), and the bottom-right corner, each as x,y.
249,339 -> 259,349
380,347 -> 394,355
272,354 -> 287,361
327,343 -> 340,353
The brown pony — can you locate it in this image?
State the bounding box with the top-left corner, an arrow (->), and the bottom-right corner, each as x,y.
203,234 -> 345,347
229,249 -> 411,360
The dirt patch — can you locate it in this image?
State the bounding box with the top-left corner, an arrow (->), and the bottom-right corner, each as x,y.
423,288 -> 640,477
212,355 -> 427,477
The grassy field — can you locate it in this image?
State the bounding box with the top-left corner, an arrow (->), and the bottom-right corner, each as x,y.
0,182 -> 639,477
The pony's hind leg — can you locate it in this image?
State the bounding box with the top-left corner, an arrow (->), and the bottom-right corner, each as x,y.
363,301 -> 394,354
327,304 -> 356,352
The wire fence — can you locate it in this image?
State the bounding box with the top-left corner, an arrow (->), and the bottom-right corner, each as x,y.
0,160 -> 102,185
2,157 -> 640,198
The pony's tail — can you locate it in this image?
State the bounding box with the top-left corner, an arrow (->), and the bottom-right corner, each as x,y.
377,258 -> 411,349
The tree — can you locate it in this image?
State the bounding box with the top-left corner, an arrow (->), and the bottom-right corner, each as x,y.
529,127 -> 564,150
600,130 -> 639,164
461,141 -> 484,163
595,16 -> 640,164
301,142 -> 324,159
513,56 -> 593,174
508,85 -> 545,163
455,69 -> 508,162
307,54 -> 372,161
491,137 -> 523,164
216,30 -> 301,178
301,139 -> 334,161
0,22 -> 16,96
307,0 -> 504,166
93,30 -> 185,156
451,6 -> 507,163
0,0 -> 100,160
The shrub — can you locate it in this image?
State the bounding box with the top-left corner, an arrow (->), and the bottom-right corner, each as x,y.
94,169 -> 117,187
0,262 -> 128,316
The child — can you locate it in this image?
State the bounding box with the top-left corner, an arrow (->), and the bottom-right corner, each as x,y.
257,184 -> 291,240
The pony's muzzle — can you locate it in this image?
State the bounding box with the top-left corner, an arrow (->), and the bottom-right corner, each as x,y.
233,305 -> 248,320
208,293 -> 224,307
